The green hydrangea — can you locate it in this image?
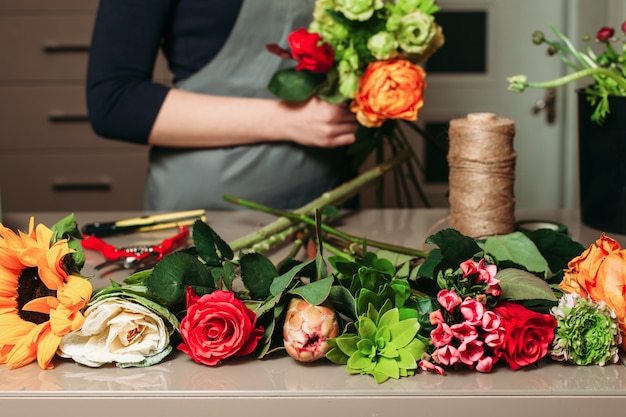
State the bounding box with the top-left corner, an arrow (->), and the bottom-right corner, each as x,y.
551,292 -> 622,366
326,300 -> 427,383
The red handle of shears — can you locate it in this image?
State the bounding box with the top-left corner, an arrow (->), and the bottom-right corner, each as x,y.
82,226 -> 189,261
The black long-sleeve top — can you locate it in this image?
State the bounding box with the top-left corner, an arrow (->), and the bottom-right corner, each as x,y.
86,0 -> 243,144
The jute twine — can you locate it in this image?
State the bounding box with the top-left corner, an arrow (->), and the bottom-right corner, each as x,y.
447,112 -> 517,238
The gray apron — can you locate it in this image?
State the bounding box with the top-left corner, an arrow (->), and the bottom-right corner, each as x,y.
145,0 -> 352,211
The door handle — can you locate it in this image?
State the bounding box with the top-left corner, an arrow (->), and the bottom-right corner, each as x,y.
531,87 -> 556,125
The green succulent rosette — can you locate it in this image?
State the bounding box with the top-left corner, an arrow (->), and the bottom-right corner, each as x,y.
550,292 -> 622,366
326,300 -> 427,383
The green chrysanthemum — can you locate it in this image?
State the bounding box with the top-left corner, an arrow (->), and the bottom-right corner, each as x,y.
551,292 -> 621,366
326,300 -> 427,383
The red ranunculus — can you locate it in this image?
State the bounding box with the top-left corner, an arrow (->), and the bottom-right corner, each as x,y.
287,28 -> 334,73
178,288 -> 264,366
492,302 -> 556,370
596,26 -> 615,42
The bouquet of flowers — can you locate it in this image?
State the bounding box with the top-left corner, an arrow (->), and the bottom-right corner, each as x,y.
508,22 -> 626,124
266,0 -> 445,206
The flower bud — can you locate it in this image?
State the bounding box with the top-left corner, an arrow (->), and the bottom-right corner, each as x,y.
531,30 -> 545,45
283,298 -> 340,362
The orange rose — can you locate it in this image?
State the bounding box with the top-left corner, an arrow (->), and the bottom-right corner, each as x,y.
350,59 -> 426,128
560,233 -> 626,348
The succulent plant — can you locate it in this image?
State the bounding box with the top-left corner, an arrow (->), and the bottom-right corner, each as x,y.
326,300 -> 427,383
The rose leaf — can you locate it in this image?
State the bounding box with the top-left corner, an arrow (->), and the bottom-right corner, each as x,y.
267,68 -> 326,101
497,268 -> 558,302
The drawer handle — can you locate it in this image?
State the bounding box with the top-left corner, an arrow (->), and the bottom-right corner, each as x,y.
48,112 -> 89,123
42,42 -> 90,53
53,179 -> 112,192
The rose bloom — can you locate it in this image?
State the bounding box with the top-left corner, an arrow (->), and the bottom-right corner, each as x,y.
560,233 -> 626,349
493,302 -> 556,370
58,297 -> 172,367
350,59 -> 426,127
178,289 -> 264,366
288,27 -> 334,73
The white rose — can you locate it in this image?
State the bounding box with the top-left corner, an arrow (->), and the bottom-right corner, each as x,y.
58,297 -> 174,368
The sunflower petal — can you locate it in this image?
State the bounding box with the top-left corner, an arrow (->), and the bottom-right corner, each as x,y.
5,323 -> 47,369
22,296 -> 57,314
36,331 -> 61,370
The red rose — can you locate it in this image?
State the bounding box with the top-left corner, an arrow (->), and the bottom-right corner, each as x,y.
178,288 -> 264,366
492,302 -> 556,370
287,28 -> 334,73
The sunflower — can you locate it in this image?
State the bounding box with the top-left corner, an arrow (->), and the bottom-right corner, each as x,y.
0,217 -> 92,369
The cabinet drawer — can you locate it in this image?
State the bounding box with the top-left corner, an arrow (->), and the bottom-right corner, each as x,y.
0,85 -> 140,150
0,152 -> 149,212
0,0 -> 98,11
0,15 -> 93,81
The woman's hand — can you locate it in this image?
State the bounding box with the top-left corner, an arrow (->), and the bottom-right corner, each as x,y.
279,96 -> 358,148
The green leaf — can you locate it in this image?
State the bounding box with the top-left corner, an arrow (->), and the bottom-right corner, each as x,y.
240,252 -> 278,299
389,319 -> 419,348
327,285 -> 357,322
483,232 -> 549,276
193,220 -> 233,266
270,259 -> 314,296
51,214 -> 85,272
358,316 -> 377,341
326,346 -> 349,364
524,229 -> 585,273
335,334 -> 360,356
288,276 -> 334,305
427,229 -> 482,263
267,68 -> 326,101
497,268 -> 558,302
145,251 -> 213,308
314,209 -> 327,280
396,348 -> 418,370
404,338 -> 427,360
374,357 -> 400,381
377,308 -> 400,329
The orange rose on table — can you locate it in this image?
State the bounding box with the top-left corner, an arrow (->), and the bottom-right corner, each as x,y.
560,233 -> 626,348
350,59 -> 426,128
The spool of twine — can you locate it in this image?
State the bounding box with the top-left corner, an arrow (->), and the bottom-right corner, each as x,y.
447,112 -> 517,238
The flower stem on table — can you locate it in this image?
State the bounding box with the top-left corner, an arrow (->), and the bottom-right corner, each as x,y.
225,149 -> 412,252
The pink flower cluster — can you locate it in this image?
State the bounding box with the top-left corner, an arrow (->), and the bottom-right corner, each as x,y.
419,258 -> 557,375
460,258 -> 502,297
428,291 -> 505,372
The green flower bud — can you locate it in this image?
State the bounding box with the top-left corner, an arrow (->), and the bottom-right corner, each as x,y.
551,292 -> 622,366
367,31 -> 399,60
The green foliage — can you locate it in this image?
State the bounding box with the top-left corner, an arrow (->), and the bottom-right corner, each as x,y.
267,68 -> 327,101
